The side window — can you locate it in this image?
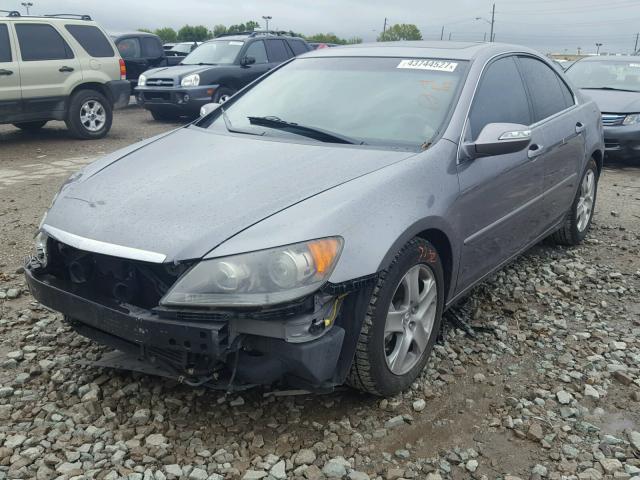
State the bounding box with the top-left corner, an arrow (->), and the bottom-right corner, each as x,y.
288,40 -> 308,56
469,56 -> 532,140
0,24 -> 11,62
65,24 -> 114,58
244,40 -> 268,64
15,23 -> 74,61
518,56 -> 574,122
116,37 -> 141,59
265,39 -> 291,63
141,37 -> 163,58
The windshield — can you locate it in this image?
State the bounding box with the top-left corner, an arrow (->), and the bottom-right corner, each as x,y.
181,40 -> 244,65
566,60 -> 640,92
205,56 -> 467,148
170,43 -> 193,54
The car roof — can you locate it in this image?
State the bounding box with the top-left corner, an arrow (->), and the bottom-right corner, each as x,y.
576,55 -> 640,63
303,41 -> 541,61
110,31 -> 159,39
2,13 -> 95,24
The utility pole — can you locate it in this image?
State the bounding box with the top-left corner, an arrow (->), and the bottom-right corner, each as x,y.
489,3 -> 495,43
440,25 -> 444,41
448,32 -> 452,41
634,33 -> 639,54
483,32 -> 487,42
383,17 -> 387,34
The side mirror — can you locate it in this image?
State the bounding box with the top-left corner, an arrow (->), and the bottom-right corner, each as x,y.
240,56 -> 256,66
463,123 -> 531,159
200,102 -> 221,117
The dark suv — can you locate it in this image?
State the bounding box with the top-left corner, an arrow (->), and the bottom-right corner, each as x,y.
134,31 -> 311,120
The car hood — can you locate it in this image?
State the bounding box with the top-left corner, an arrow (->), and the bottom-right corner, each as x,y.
144,64 -> 213,79
43,127 -> 415,262
580,88 -> 640,113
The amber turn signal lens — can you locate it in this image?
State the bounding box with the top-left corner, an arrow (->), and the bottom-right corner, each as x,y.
308,238 -> 341,275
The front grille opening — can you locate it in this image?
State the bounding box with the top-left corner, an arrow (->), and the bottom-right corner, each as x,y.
45,238 -> 191,309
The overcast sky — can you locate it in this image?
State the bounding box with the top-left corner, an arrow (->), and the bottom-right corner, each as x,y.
5,0 -> 640,54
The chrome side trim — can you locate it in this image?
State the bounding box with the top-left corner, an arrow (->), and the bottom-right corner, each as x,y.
42,224 -> 167,263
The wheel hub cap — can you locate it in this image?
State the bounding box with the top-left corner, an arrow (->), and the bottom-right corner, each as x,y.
80,100 -> 106,132
383,264 -> 438,376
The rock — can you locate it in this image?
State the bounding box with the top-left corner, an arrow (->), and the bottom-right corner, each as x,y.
385,468 -> 405,480
425,474 -> 442,480
6,288 -> 19,299
384,415 -> 405,429
56,462 -> 82,475
629,431 -> 640,451
614,371 -> 634,385
557,390 -> 573,404
188,468 -> 208,480
466,459 -> 479,472
599,458 -> 623,474
270,460 -> 286,480
473,373 -> 486,383
229,396 -> 245,407
348,472 -> 370,480
527,422 -> 544,442
584,384 -> 600,399
295,449 -> 317,466
578,468 -> 603,480
6,350 -> 23,361
132,408 -> 151,425
323,458 -> 348,478
4,434 -> 26,449
242,471 -> 268,480
164,465 -> 182,478
412,399 -> 426,412
0,386 -> 14,398
145,433 -> 168,447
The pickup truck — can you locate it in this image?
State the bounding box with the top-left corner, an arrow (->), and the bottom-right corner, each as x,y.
111,32 -> 182,89
134,31 -> 311,120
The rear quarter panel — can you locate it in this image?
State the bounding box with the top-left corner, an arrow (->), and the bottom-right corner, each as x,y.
60,23 -> 121,84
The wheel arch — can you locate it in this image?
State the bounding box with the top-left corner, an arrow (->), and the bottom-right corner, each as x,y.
67,83 -> 111,110
591,148 -> 603,175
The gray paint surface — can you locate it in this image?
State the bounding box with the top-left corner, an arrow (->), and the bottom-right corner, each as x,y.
42,41 -> 604,304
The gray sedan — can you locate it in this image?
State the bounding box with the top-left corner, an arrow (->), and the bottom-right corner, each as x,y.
25,41 -> 603,396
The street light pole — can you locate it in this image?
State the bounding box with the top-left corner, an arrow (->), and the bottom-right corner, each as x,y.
489,3 -> 495,43
21,2 -> 33,14
595,42 -> 603,55
262,16 -> 272,31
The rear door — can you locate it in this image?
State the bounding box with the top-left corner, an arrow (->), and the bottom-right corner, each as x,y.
14,22 -> 82,118
0,22 -> 22,119
264,38 -> 293,68
516,55 -> 584,228
455,55 -> 545,292
240,40 -> 271,82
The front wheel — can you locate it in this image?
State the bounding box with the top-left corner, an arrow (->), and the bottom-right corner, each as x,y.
347,238 -> 444,396
65,90 -> 112,139
551,159 -> 599,245
213,87 -> 235,104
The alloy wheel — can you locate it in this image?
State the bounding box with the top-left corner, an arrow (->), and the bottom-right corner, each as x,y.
576,169 -> 595,232
384,264 -> 438,375
80,100 -> 106,132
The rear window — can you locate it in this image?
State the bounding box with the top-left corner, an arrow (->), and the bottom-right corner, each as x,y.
265,39 -> 291,62
0,24 -> 11,62
141,36 -> 163,57
288,40 -> 308,56
117,37 -> 141,59
15,23 -> 74,61
65,24 -> 114,57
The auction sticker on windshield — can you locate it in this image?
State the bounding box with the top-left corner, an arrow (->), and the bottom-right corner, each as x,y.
397,59 -> 458,72
229,41 -> 244,45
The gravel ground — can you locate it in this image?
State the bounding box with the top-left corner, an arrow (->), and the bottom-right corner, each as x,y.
1,108 -> 640,480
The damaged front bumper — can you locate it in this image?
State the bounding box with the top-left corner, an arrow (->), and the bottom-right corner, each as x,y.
24,259 -> 347,391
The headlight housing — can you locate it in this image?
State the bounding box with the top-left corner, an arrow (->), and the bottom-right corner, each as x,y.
623,113 -> 640,125
138,74 -> 146,87
181,74 -> 200,87
161,237 -> 343,307
34,231 -> 49,267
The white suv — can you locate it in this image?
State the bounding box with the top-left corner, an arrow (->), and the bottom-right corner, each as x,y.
0,12 -> 130,139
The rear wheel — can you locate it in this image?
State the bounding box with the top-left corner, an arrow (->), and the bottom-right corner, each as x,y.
13,121 -> 47,131
65,90 -> 112,139
551,159 -> 599,245
347,238 -> 444,396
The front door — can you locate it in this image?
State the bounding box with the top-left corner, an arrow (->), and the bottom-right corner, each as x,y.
0,23 -> 22,119
455,56 -> 545,292
14,22 -> 82,119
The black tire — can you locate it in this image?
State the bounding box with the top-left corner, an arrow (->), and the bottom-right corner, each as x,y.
213,87 -> 235,104
347,238 -> 445,396
150,109 -> 180,122
551,159 -> 599,245
65,90 -> 112,139
13,121 -> 47,131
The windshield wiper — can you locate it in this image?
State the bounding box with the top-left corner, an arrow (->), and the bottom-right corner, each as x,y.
247,116 -> 363,145
220,108 -> 263,136
183,62 -> 216,66
581,86 -> 639,92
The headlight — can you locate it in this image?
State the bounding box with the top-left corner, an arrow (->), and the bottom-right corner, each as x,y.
161,237 -> 343,307
138,74 -> 146,87
34,231 -> 49,267
623,114 -> 640,125
181,74 -> 200,87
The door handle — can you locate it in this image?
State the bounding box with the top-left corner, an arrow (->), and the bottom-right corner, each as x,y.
0,69 -> 13,76
575,122 -> 586,134
528,144 -> 545,159
59,66 -> 74,73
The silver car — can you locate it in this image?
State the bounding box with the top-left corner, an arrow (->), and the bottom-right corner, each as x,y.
26,42 -> 603,396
